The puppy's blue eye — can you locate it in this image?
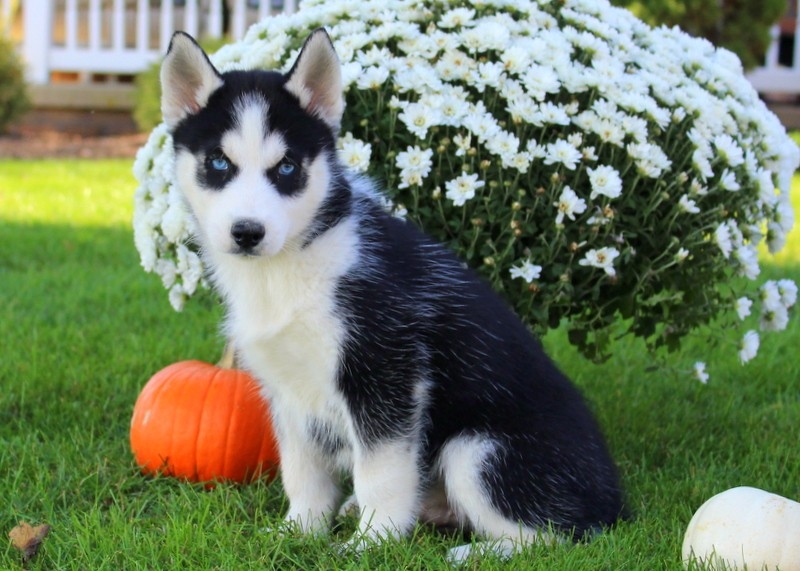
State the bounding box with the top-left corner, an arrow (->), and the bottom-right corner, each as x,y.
210,156 -> 230,171
277,162 -> 295,176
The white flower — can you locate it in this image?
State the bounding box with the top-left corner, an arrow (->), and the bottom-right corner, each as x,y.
714,134 -> 744,167
338,137 -> 372,173
678,194 -> 700,214
509,152 -> 533,173
554,185 -> 587,224
392,204 -> 408,219
692,147 -> 714,180
161,197 -> 189,242
734,245 -> 760,280
396,145 -> 434,189
627,142 -> 671,177
463,106 -> 501,143
461,22 -> 511,53
675,247 -> 689,263
355,65 -> 390,90
439,90 -> 470,126
544,139 -> 582,170
714,223 -> 733,258
398,170 -> 424,189
155,259 -> 177,289
439,7 -> 476,28
340,61 -> 364,88
738,330 -> 759,364
168,283 -> 187,312
760,281 -> 782,312
501,45 -> 531,73
775,195 -> 795,233
453,133 -> 472,157
537,102 -> 571,126
509,260 -> 543,283
755,168 -> 777,206
445,172 -> 484,206
767,222 -> 787,254
578,247 -> 620,277
693,362 -> 709,384
398,102 -> 438,139
719,169 -> 741,191
486,131 -> 520,165
760,305 -> 789,332
436,49 -> 476,81
777,279 -> 798,308
132,215 -> 158,272
394,59 -> 443,92
594,118 -> 627,147
735,296 -> 753,320
470,61 -> 505,91
587,165 -> 622,200
177,245 -> 203,296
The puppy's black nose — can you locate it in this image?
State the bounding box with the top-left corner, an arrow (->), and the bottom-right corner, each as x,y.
231,219 -> 265,250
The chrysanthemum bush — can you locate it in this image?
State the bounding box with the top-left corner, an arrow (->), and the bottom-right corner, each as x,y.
133,0 -> 800,379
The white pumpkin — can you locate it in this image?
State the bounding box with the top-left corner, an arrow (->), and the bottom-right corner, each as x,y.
682,486 -> 800,570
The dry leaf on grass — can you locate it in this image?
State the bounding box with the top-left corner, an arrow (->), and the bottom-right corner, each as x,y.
8,521 -> 50,563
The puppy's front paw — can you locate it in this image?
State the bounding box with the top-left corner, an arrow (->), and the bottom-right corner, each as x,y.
283,509 -> 331,537
336,494 -> 360,520
337,535 -> 368,556
258,517 -> 301,538
446,540 -> 517,565
337,530 -> 382,557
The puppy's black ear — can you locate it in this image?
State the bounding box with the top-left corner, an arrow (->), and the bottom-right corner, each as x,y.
160,32 -> 224,129
284,29 -> 344,131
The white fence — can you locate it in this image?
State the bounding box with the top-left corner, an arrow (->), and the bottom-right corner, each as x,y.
747,4 -> 800,95
3,0 -> 295,84
2,0 -> 800,95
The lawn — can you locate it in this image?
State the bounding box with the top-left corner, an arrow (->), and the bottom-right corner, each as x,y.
1,159 -> 799,569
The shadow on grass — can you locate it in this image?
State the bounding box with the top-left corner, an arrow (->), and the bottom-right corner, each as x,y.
0,221 -> 223,435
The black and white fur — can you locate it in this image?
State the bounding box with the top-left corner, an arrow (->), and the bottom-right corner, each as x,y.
160,29 -> 625,560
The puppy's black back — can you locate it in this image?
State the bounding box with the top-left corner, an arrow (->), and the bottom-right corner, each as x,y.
335,193 -> 625,536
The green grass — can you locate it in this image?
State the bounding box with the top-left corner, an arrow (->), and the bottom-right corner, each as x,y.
1,159 -> 799,569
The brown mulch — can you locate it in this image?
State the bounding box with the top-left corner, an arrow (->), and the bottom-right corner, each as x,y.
0,110 -> 149,159
0,126 -> 148,159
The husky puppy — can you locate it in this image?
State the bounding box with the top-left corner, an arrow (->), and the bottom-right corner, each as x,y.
160,29 -> 624,559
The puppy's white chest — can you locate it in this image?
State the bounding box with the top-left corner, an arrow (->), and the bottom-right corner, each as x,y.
238,308 -> 344,412
220,251 -> 349,418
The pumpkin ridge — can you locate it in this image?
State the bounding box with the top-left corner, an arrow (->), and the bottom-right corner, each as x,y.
131,362 -> 172,474
216,366 -> 237,482
148,365 -> 176,475
152,361 -> 191,476
192,362 -> 221,482
170,361 -> 210,480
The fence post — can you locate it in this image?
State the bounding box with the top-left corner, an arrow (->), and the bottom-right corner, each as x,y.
794,0 -> 800,71
21,1 -> 53,84
208,0 -> 223,38
231,0 -> 246,41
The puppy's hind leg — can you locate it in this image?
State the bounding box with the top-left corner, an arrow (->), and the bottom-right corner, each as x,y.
437,435 -> 560,565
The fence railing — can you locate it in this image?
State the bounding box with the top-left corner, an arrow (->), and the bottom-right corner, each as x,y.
3,0 -> 294,84
3,0 -> 800,96
747,2 -> 800,95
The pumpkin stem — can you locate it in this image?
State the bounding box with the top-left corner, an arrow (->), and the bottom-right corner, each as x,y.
217,340 -> 238,369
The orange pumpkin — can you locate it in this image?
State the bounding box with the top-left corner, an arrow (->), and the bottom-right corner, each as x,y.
130,360 -> 279,484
